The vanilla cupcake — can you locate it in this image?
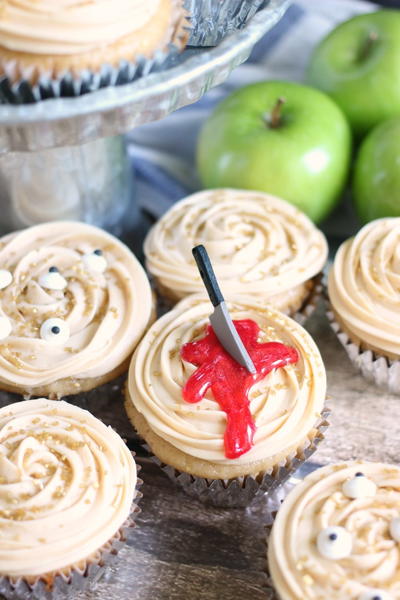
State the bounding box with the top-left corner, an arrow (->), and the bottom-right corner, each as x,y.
0,0 -> 188,103
0,398 -> 140,600
0,221 -> 153,398
125,294 -> 328,507
187,0 -> 264,46
327,218 -> 400,393
145,189 -> 328,320
268,461 -> 400,600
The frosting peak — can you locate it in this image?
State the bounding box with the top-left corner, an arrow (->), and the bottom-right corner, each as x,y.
0,399 -> 136,577
328,218 -> 400,357
0,0 -> 161,55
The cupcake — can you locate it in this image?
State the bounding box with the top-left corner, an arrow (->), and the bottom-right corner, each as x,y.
187,0 -> 264,46
327,218 -> 400,393
125,294 -> 328,507
0,398 -> 140,600
145,189 -> 328,320
0,221 -> 154,398
0,0 -> 188,103
268,461 -> 400,600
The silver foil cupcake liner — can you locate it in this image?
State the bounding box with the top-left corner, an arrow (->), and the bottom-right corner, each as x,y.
0,465 -> 143,600
0,3 -> 189,104
326,305 -> 400,395
186,0 -> 265,46
144,409 -> 330,508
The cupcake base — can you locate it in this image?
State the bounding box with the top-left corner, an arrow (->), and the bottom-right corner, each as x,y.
0,0 -> 189,104
0,468 -> 143,600
154,274 -> 323,324
327,305 -> 400,395
126,394 -> 329,507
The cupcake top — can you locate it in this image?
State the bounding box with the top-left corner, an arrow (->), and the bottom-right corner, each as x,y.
144,189 -> 328,302
328,218 -> 400,356
268,461 -> 400,600
0,222 -> 152,390
0,0 -> 164,55
0,398 -> 136,577
128,294 -> 326,466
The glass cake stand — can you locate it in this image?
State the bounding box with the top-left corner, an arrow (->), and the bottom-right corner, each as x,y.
0,0 -> 288,235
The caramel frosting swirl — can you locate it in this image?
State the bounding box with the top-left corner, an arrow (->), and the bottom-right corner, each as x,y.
0,399 -> 136,577
328,218 -> 400,357
0,0 -> 161,55
144,189 -> 328,304
0,222 -> 152,390
128,294 -> 326,465
268,461 -> 400,600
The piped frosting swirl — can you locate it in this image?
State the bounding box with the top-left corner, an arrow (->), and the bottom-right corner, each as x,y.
0,399 -> 136,577
144,189 -> 328,305
0,222 -> 153,390
268,461 -> 400,600
128,294 -> 326,465
328,218 -> 400,357
0,0 -> 161,55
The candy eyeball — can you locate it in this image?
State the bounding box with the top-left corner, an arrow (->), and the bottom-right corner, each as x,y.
0,315 -> 12,339
342,472 -> 377,499
358,589 -> 392,600
316,526 -> 352,560
40,318 -> 70,344
38,266 -> 67,291
389,517 -> 400,542
0,269 -> 12,290
82,249 -> 107,273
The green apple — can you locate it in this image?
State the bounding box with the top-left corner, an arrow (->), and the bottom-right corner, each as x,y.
353,117 -> 400,223
307,10 -> 400,139
197,80 -> 351,223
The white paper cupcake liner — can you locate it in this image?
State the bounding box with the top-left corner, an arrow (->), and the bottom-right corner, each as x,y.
144,409 -> 330,508
0,4 -> 189,104
326,305 -> 400,395
186,0 -> 265,46
0,464 -> 143,600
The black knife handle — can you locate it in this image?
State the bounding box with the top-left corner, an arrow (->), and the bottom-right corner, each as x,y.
192,245 -> 224,307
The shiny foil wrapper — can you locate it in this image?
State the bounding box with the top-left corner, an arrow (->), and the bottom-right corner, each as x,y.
145,409 -> 330,508
186,0 -> 265,46
0,3 -> 189,105
326,305 -> 400,395
0,464 -> 143,600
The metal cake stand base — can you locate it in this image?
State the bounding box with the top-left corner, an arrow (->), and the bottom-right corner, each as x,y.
0,1 -> 288,234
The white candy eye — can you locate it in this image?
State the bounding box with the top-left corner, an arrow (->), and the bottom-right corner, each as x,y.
82,249 -> 107,273
0,269 -> 12,290
317,526 -> 352,560
390,517 -> 400,542
40,318 -> 70,344
358,590 -> 392,600
0,316 -> 12,339
38,266 -> 67,291
342,472 -> 377,499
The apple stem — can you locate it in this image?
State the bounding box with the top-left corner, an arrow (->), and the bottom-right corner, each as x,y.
269,97 -> 286,129
359,31 -> 378,61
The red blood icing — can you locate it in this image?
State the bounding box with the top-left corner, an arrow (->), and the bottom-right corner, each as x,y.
181,319 -> 299,459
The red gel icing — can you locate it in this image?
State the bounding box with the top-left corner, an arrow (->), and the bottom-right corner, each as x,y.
181,319 -> 299,460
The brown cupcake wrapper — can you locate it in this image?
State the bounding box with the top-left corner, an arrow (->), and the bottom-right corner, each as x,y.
143,408 -> 330,508
0,1 -> 189,104
154,273 -> 324,323
0,462 -> 143,600
326,304 -> 400,395
292,274 -> 323,326
186,0 -> 265,46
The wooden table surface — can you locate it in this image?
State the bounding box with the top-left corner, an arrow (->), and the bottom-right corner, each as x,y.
1,299 -> 398,600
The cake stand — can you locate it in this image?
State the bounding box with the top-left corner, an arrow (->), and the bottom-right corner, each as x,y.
0,0 -> 288,235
